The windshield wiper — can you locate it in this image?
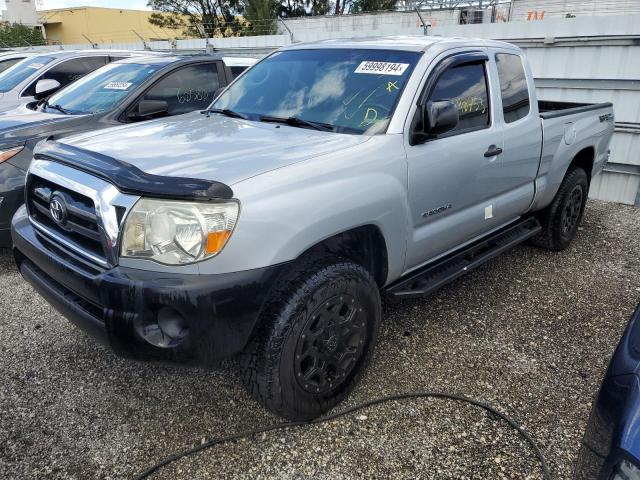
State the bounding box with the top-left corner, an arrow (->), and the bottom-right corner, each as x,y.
42,99 -> 71,115
207,108 -> 248,120
259,115 -> 334,132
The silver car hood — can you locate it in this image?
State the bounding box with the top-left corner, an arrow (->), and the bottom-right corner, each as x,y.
64,111 -> 372,186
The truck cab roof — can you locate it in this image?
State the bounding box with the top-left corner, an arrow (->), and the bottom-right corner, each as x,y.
283,35 -> 521,53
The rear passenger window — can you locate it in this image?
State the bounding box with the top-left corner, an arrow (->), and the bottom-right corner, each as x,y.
139,63 -> 220,116
428,62 -> 490,134
230,66 -> 247,78
495,53 -> 530,123
23,56 -> 108,97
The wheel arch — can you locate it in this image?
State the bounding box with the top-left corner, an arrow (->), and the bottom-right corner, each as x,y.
531,144 -> 596,212
299,224 -> 389,288
568,146 -> 595,184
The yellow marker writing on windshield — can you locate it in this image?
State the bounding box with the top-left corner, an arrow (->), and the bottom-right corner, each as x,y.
343,91 -> 360,106
360,108 -> 378,126
386,81 -> 398,93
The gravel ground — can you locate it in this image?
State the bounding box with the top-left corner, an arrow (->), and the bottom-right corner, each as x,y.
1,199 -> 639,480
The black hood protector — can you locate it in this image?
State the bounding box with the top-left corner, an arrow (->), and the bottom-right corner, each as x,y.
34,140 -> 234,201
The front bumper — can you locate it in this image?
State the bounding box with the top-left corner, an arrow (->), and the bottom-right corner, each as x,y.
0,161 -> 26,247
12,210 -> 285,365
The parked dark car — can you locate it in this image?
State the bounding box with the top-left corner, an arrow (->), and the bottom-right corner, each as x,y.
575,303 -> 640,479
0,54 -> 255,246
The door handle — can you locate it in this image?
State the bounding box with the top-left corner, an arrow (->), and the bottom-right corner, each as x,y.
484,145 -> 503,157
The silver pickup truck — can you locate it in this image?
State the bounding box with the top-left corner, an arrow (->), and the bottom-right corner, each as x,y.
11,36 -> 614,421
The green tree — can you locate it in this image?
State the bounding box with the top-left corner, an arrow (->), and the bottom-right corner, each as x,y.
0,23 -> 45,47
278,0 -> 330,17
350,0 -> 395,13
147,0 -> 242,38
311,0 -> 331,15
244,0 -> 278,35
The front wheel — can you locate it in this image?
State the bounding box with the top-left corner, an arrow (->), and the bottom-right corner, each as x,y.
240,256 -> 381,421
531,167 -> 589,251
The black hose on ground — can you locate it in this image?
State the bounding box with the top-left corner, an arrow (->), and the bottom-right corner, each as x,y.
133,391 -> 552,480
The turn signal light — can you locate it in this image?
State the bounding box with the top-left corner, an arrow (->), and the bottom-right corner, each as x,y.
206,230 -> 231,254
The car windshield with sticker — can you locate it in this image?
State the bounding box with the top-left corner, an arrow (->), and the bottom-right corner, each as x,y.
212,49 -> 422,134
0,55 -> 56,93
44,62 -> 165,115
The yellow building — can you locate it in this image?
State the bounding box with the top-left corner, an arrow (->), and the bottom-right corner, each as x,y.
39,6 -> 187,45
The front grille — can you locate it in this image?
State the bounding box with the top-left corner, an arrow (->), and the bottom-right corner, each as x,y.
27,174 -> 107,264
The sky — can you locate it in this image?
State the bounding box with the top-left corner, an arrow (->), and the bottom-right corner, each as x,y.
39,0 -> 151,10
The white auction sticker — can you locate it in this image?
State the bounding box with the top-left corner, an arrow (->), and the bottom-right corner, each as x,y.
103,81 -> 133,90
354,61 -> 409,76
27,63 -> 44,70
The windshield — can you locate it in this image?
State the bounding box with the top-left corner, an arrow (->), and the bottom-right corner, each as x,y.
0,55 -> 55,93
45,62 -> 166,115
212,48 -> 421,134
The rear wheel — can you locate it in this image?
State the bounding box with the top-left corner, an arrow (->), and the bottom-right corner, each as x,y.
531,167 -> 589,251
240,256 -> 381,421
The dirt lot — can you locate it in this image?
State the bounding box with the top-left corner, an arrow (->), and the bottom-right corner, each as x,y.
1,199 -> 639,480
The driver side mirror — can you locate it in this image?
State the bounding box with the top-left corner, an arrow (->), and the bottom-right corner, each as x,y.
130,99 -> 168,119
424,100 -> 459,136
34,79 -> 61,100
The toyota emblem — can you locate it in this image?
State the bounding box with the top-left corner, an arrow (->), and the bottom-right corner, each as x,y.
49,195 -> 67,226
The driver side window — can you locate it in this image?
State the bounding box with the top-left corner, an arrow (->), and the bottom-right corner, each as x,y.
427,62 -> 490,135
136,63 -> 221,117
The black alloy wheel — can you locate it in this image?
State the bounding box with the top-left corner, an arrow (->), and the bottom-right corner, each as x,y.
294,293 -> 367,395
561,185 -> 583,235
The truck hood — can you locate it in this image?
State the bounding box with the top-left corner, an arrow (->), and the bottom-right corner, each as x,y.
63,111 -> 371,185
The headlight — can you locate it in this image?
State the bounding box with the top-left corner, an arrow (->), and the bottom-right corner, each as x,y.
0,146 -> 24,163
121,198 -> 239,265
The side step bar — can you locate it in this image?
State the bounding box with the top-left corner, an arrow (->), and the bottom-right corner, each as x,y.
385,217 -> 541,298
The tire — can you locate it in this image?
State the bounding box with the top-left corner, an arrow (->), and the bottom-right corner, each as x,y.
239,256 -> 381,421
530,167 -> 589,251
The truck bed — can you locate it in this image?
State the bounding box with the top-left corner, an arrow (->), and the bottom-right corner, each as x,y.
538,100 -> 613,119
531,99 -> 614,212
